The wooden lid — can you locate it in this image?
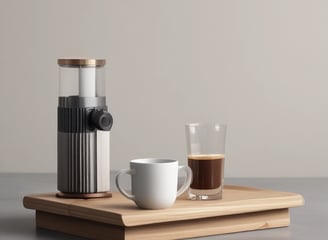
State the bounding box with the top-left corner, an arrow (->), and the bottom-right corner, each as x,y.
58,58 -> 106,67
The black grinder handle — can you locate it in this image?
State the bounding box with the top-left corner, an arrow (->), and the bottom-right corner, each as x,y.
91,109 -> 113,131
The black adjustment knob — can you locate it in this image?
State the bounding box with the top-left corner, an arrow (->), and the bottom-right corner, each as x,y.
91,110 -> 113,131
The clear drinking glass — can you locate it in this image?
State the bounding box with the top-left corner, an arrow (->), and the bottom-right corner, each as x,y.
185,123 -> 227,200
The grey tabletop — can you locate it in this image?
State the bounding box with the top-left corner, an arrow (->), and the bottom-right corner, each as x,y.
0,173 -> 327,240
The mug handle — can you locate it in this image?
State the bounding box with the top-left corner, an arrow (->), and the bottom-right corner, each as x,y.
115,169 -> 136,200
176,165 -> 193,197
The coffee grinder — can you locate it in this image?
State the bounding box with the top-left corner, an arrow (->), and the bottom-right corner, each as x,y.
57,59 -> 113,198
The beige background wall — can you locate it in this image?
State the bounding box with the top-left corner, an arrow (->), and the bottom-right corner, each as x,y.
0,0 -> 327,177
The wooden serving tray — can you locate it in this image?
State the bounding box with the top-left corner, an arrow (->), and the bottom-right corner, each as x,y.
23,185 -> 304,240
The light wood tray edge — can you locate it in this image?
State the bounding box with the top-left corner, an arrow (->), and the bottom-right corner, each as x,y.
23,185 -> 304,227
121,194 -> 304,226
35,208 -> 291,240
23,194 -> 125,226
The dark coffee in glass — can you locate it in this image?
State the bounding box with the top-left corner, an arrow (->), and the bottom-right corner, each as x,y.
188,154 -> 224,190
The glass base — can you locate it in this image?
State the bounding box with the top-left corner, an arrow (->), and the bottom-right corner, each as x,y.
188,187 -> 222,200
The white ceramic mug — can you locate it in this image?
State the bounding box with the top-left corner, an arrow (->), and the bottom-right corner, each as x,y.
115,158 -> 192,209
